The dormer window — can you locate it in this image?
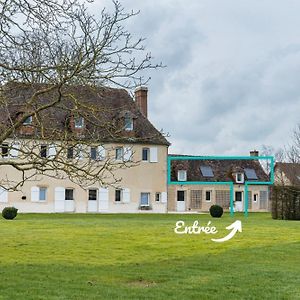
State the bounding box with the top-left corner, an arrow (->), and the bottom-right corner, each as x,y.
178,170 -> 187,181
124,113 -> 133,131
236,173 -> 244,183
74,116 -> 84,128
23,116 -> 32,125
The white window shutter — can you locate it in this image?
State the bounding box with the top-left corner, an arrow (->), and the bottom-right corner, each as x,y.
122,188 -> 131,203
0,187 -> 8,203
77,144 -> 84,160
99,188 -> 109,211
48,144 -> 57,159
99,188 -> 109,201
161,192 -> 167,203
31,186 -> 40,202
9,142 -> 20,158
123,146 -> 132,161
55,187 -> 65,201
150,147 -> 158,163
98,146 -> 106,160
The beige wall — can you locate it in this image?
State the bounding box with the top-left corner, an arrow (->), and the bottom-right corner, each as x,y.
168,184 -> 270,212
0,141 -> 168,213
274,169 -> 291,186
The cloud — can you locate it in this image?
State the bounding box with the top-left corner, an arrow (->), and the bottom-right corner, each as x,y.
91,0 -> 300,155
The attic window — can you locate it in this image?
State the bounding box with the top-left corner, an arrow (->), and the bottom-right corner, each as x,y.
236,173 -> 244,184
244,168 -> 258,180
74,116 -> 84,128
178,170 -> 187,181
23,116 -> 32,125
200,166 -> 214,177
124,113 -> 133,131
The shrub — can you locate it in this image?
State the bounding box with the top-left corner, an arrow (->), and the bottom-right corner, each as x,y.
209,205 -> 223,218
2,207 -> 18,220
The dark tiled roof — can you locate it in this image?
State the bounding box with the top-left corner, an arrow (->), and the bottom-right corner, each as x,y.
0,82 -> 170,145
275,162 -> 300,186
170,158 -> 269,182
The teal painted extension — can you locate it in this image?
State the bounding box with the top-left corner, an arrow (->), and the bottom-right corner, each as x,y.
168,155 -> 274,216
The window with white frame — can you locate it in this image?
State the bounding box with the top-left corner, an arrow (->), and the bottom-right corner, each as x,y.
205,190 -> 212,202
236,173 -> 244,183
74,116 -> 84,128
39,187 -> 47,201
155,192 -> 161,202
140,192 -> 150,206
65,188 -> 74,200
40,145 -> 47,158
88,189 -> 97,201
253,193 -> 258,203
142,148 -> 149,161
124,113 -> 133,131
1,144 -> 8,158
90,147 -> 97,160
67,147 -> 74,159
115,147 -> 123,160
23,116 -> 33,125
177,170 -> 187,181
115,189 -> 122,202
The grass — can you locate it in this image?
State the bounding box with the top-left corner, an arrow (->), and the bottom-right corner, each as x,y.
0,213 -> 299,300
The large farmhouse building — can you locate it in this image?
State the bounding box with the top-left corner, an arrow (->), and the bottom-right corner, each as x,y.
0,84 -> 170,213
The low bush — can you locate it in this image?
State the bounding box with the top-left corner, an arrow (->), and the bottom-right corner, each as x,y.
2,207 -> 18,220
209,205 -> 223,218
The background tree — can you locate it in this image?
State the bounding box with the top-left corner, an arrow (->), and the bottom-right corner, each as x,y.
0,0 -> 164,190
286,123 -> 300,163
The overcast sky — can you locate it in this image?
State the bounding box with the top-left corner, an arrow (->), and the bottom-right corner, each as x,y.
93,0 -> 300,156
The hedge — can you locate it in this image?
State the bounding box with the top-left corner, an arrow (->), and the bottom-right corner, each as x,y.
271,186 -> 300,220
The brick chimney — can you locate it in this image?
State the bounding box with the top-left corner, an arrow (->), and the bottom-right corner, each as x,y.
135,86 -> 148,118
250,150 -> 259,157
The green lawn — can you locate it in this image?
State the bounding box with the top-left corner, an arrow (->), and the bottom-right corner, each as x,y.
0,213 -> 299,300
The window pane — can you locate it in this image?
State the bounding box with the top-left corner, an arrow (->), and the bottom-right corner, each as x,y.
74,116 -> 84,128
206,191 -> 211,201
90,147 -> 97,160
140,193 -> 149,206
124,117 -> 133,131
1,144 -> 8,157
115,189 -> 121,201
178,170 -> 187,181
115,148 -> 123,160
40,145 -> 47,158
200,166 -> 214,177
67,147 -> 74,159
142,148 -> 149,161
244,168 -> 258,180
88,189 -> 97,200
155,193 -> 160,202
39,188 -> 46,201
65,189 -> 74,200
23,116 -> 32,125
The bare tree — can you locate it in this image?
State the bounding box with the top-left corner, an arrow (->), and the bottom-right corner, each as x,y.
260,144 -> 285,173
286,124 -> 300,163
0,0 -> 165,190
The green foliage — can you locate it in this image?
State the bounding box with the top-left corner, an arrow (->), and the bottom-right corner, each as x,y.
209,204 -> 223,218
1,207 -> 18,220
272,186 -> 300,220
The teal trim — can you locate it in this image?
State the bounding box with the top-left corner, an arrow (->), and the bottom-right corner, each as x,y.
169,181 -> 232,185
167,155 -> 274,217
244,184 -> 249,217
230,183 -> 234,217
